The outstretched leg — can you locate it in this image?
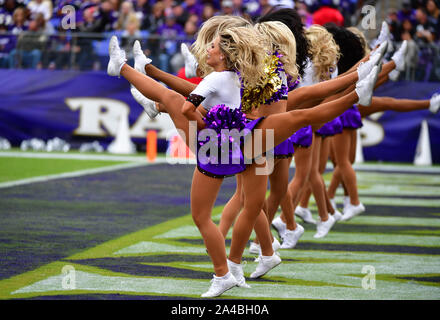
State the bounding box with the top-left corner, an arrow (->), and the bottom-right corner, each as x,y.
358,96 -> 430,117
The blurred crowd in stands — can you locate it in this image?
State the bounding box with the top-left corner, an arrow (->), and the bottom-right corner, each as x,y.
0,0 -> 439,81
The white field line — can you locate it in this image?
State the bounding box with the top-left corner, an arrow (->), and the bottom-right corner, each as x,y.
0,151 -> 149,162
1,151 -> 439,173
0,161 -> 166,189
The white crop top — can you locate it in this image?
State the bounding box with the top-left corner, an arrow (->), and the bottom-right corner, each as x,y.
188,71 -> 242,111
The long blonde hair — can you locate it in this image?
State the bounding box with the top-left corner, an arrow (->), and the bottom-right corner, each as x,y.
305,25 -> 340,81
217,26 -> 268,91
191,15 -> 251,78
254,21 -> 299,80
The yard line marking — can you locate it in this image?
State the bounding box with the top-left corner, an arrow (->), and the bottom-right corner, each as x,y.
0,151 -> 149,162
0,161 -> 164,189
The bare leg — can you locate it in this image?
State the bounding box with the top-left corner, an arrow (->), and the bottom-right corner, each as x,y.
190,168 -> 228,276
228,162 -> 273,264
265,158 -> 290,226
253,91 -> 360,159
306,135 -> 329,221
287,71 -> 358,110
120,64 -> 192,145
329,129 -> 360,206
358,96 -> 430,117
279,157 -> 297,230
285,145 -> 313,213
144,64 -> 197,97
219,175 -> 243,238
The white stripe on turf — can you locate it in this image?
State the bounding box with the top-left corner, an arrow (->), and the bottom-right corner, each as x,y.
0,162 -> 153,189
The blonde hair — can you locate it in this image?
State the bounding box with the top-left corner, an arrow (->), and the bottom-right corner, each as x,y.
305,25 -> 340,81
347,26 -> 371,56
218,26 -> 268,91
191,15 -> 251,77
254,21 -> 299,80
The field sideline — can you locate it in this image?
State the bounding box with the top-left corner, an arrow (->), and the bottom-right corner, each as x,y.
0,150 -> 439,300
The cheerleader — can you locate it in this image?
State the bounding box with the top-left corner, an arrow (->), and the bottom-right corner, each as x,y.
219,13 -> 308,256
275,25 -> 342,244
108,23 -> 379,297
133,16 -> 286,286
324,24 -> 409,220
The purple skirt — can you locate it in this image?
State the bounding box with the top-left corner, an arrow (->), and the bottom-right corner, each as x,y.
197,110 -> 264,179
290,125 -> 313,148
316,117 -> 343,138
273,138 -> 295,159
339,105 -> 363,129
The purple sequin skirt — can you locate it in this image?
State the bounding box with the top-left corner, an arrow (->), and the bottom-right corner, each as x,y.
339,105 -> 363,129
197,106 -> 264,179
289,125 -> 313,148
273,138 -> 295,159
316,117 -> 343,138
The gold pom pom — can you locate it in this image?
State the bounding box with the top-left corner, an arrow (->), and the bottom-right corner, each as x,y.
241,53 -> 283,113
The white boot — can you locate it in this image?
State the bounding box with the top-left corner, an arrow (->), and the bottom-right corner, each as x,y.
314,214 -> 336,238
133,40 -> 152,74
391,40 -> 408,72
429,93 -> 440,114
250,253 -> 281,279
201,272 -> 238,298
295,206 -> 316,224
130,86 -> 159,119
280,224 -> 304,249
107,36 -> 127,77
341,202 -> 366,221
355,65 -> 380,106
227,259 -> 251,288
181,43 -> 198,78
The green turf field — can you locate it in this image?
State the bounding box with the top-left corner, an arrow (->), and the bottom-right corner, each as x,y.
0,156 -> 129,183
0,150 -> 439,300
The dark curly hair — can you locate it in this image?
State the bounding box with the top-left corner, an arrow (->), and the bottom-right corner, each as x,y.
324,23 -> 365,74
257,8 -> 310,79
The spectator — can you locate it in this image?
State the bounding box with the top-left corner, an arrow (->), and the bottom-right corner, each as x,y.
181,0 -> 204,18
133,0 -> 152,26
426,0 -> 440,35
10,6 -> 29,35
34,11 -> 54,35
268,0 -> 294,9
9,18 -> 47,68
397,0 -> 416,25
144,1 -> 165,32
169,17 -> 196,73
155,13 -> 184,72
121,13 -> 142,65
0,0 -> 19,30
387,8 -> 402,40
27,0 -> 52,21
88,0 -> 119,32
297,1 -> 313,27
0,22 -> 16,68
221,0 -> 234,15
401,18 -> 416,39
249,0 -> 273,20
231,0 -> 245,15
312,0 -> 344,27
116,0 -> 135,30
201,3 -> 215,22
414,7 -> 437,43
172,3 -> 190,27
74,6 -> 100,70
